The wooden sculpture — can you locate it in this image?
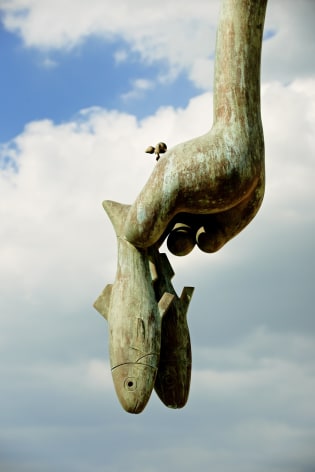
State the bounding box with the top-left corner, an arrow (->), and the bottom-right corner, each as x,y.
94,0 -> 268,413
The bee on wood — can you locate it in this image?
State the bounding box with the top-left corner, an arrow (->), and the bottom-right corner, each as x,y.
145,142 -> 167,161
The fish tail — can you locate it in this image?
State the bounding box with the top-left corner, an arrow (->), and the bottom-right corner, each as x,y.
102,200 -> 131,237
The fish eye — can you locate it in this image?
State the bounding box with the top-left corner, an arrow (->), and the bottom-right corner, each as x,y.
124,377 -> 137,391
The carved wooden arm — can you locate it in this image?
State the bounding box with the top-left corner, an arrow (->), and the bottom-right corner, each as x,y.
123,0 -> 268,253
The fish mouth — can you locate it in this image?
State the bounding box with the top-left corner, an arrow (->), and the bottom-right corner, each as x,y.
111,362 -> 157,414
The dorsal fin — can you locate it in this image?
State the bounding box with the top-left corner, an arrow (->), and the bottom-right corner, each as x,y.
159,253 -> 175,279
158,292 -> 174,318
102,200 -> 131,237
93,284 -> 113,320
179,286 -> 194,314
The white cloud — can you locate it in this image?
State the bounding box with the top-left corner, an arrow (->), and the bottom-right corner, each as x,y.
185,327 -> 315,471
193,327 -> 315,400
121,77 -> 155,101
188,57 -> 214,90
41,57 -> 58,69
1,79 -> 314,309
1,0 -> 315,89
114,48 -> 128,64
0,78 -> 314,471
263,0 -> 315,82
0,0 -> 220,89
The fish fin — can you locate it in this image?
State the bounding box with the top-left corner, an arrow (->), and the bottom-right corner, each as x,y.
102,200 -> 131,237
179,287 -> 194,314
93,284 -> 113,320
158,292 -> 174,318
159,253 -> 175,279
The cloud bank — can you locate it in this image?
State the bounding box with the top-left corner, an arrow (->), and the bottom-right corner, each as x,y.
1,78 -> 314,470
1,1 -> 315,470
2,0 -> 315,88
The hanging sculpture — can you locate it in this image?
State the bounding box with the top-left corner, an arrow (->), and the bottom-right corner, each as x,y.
94,0 -> 268,413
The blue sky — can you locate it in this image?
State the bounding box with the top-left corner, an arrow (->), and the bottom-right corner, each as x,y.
0,25 -> 198,142
1,1 -> 315,472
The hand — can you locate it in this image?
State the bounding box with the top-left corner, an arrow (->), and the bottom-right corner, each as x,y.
123,124 -> 265,254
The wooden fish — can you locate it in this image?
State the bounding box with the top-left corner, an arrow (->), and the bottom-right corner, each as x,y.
94,200 -> 174,414
151,251 -> 194,408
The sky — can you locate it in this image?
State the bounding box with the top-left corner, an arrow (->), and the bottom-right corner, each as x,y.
0,0 -> 315,471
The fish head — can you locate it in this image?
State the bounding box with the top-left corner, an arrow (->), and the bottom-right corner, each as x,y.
111,355 -> 158,414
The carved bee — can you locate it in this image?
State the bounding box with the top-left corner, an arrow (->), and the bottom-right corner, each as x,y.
145,142 -> 167,161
